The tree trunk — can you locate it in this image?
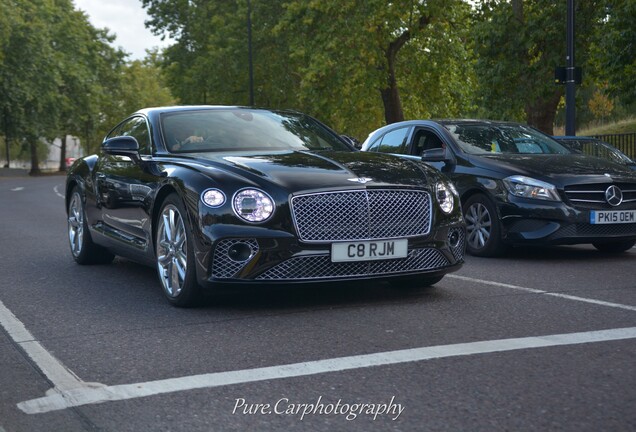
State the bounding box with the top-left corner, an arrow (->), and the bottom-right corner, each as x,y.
59,134 -> 67,172
380,62 -> 404,124
525,91 -> 562,135
3,109 -> 9,168
379,14 -> 430,125
29,138 -> 41,175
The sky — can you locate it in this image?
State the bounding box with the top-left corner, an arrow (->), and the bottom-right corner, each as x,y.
73,0 -> 174,61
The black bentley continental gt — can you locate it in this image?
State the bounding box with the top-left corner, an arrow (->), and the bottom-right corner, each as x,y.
361,119 -> 636,256
66,106 -> 465,307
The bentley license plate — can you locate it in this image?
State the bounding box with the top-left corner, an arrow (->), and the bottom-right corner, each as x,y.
590,210 -> 636,224
331,239 -> 408,262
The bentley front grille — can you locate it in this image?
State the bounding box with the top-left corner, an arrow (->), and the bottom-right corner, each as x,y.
291,189 -> 432,242
255,248 -> 449,280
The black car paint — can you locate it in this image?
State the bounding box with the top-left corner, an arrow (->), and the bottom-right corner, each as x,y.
554,136 -> 636,171
361,119 -> 636,250
66,107 -> 464,293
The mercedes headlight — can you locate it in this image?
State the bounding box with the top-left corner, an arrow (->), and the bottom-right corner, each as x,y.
436,181 -> 457,214
232,189 -> 275,222
503,175 -> 561,201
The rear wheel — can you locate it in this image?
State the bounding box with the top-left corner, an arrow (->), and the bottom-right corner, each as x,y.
592,240 -> 636,253
155,194 -> 201,307
67,187 -> 114,264
463,194 -> 506,257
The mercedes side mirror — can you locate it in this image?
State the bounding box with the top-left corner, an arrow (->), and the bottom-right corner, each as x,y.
421,147 -> 447,162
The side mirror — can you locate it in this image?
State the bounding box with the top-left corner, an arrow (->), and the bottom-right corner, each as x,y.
421,147 -> 447,162
341,135 -> 361,150
102,136 -> 140,163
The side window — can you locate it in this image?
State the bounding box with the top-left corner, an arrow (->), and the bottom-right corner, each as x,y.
126,118 -> 151,155
109,117 -> 151,155
105,123 -> 124,140
376,127 -> 409,154
411,129 -> 445,155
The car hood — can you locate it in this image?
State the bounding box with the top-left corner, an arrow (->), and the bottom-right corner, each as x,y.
469,153 -> 636,186
177,150 -> 433,191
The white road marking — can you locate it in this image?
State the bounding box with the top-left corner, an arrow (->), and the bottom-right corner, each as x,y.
448,274 -> 636,312
17,327 -> 636,414
11,187 -> 24,191
5,272 -> 636,415
0,300 -> 94,393
53,184 -> 64,199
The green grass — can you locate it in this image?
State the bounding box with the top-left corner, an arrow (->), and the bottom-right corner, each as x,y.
578,117 -> 636,136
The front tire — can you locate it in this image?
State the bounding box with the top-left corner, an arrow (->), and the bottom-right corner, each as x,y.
67,187 -> 114,264
463,194 -> 506,257
592,240 -> 636,253
155,193 -> 201,307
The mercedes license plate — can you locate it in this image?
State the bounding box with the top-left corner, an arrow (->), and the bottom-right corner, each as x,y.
590,210 -> 636,224
331,239 -> 408,262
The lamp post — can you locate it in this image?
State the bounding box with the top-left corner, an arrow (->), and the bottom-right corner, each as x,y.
565,0 -> 576,136
247,0 -> 254,106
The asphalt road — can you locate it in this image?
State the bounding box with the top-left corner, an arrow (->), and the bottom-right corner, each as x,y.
1,174 -> 635,432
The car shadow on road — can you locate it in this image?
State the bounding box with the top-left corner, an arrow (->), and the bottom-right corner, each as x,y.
103,257 -> 451,313
198,279 -> 449,312
480,244 -> 635,263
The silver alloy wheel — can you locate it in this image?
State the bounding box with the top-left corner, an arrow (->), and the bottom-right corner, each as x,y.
156,204 -> 188,298
68,192 -> 84,257
465,202 -> 491,250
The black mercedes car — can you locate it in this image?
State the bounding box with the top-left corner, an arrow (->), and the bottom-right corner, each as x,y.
361,119 -> 636,256
66,106 -> 465,307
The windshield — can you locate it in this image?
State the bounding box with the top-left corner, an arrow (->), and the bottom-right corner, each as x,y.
161,109 -> 352,153
444,123 -> 571,155
559,139 -> 634,165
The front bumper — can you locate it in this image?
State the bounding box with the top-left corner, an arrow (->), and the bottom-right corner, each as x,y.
195,223 -> 465,287
499,197 -> 636,246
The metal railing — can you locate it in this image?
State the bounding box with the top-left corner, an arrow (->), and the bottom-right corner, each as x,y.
592,133 -> 636,159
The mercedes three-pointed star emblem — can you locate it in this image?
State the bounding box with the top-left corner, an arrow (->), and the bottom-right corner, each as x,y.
605,185 -> 623,207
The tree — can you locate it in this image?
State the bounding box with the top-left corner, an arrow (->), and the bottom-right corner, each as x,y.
472,0 -> 603,134
0,0 -> 127,172
273,0 -> 475,136
593,0 -> 636,107
118,50 -> 178,116
143,0 -> 474,140
0,0 -> 63,174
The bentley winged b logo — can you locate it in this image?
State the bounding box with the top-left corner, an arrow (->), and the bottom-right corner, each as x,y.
347,177 -> 373,184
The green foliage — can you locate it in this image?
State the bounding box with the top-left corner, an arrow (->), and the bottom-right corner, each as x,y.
593,0 -> 636,106
143,0 -> 474,140
471,0 -> 636,135
0,0 -> 177,164
3,0 -> 633,164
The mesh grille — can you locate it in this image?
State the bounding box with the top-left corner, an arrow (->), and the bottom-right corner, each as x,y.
291,189 -> 431,242
255,248 -> 449,280
545,223 -> 636,242
574,223 -> 636,236
211,239 -> 259,278
448,228 -> 466,262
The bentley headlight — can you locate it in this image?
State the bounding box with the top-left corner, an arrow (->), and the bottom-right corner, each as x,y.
233,189 -> 275,222
503,175 -> 561,201
436,181 -> 456,214
201,189 -> 226,208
